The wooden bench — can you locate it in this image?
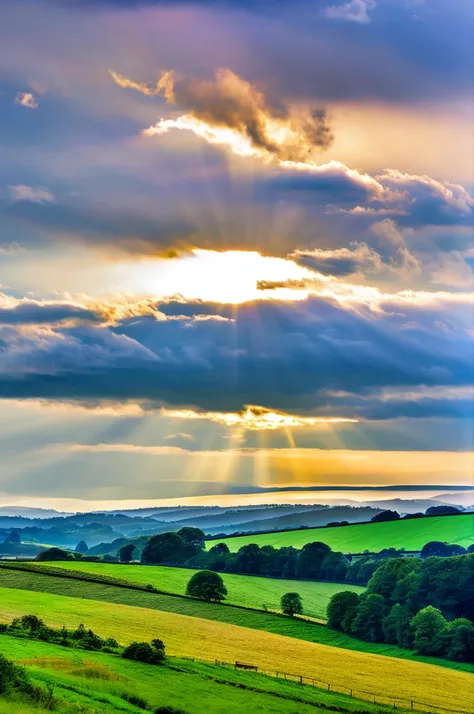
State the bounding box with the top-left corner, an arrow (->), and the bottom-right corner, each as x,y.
235,661 -> 258,671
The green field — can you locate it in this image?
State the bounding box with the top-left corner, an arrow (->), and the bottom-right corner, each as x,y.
209,514 -> 474,552
33,561 -> 364,619
0,586 -> 473,713
2,565 -> 474,673
0,634 -> 406,714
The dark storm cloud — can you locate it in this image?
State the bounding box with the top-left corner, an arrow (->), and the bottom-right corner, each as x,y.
0,296 -> 472,420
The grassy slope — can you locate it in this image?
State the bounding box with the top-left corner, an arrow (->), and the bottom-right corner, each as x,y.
0,586 -> 473,713
0,635 -> 400,714
1,567 -> 473,673
34,561 -> 364,619
210,514 -> 474,552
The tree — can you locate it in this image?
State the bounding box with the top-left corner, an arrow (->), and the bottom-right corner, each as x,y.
186,570 -> 227,602
444,618 -> 474,662
36,547 -> 73,561
326,591 -> 360,632
351,594 -> 386,642
420,541 -> 466,559
75,540 -> 89,555
119,543 -> 136,563
382,603 -> 413,648
141,532 -> 186,564
320,551 -> 348,581
281,592 -> 303,617
295,542 -> 331,579
122,639 -> 165,665
425,505 -> 461,516
370,510 -> 400,523
411,606 -> 447,656
177,527 -> 205,556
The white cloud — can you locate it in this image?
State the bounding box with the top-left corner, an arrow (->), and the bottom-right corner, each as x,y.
9,185 -> 56,204
15,92 -> 39,109
325,0 -> 376,24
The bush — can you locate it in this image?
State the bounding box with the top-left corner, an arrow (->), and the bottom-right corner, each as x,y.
281,592 -> 303,617
371,510 -> 400,523
122,639 -> 165,665
186,570 -> 227,602
35,547 -> 73,561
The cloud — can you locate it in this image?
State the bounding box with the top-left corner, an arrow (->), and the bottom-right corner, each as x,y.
65,443 -> 189,455
0,290 -> 471,421
9,185 -> 56,204
111,67 -> 333,162
15,92 -> 39,109
325,0 -> 376,24
0,298 -> 103,326
290,243 -> 384,277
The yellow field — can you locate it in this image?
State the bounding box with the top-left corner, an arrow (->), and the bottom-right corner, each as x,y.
0,587 -> 472,713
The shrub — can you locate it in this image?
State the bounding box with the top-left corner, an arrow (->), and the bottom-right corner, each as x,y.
186,570 -> 227,602
351,594 -> 386,642
122,639 -> 165,665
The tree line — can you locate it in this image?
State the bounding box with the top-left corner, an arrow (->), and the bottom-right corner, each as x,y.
327,553 -> 474,662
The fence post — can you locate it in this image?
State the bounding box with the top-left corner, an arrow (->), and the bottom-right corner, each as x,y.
350,689 -> 352,698
410,702 -> 413,711
328,683 -> 330,691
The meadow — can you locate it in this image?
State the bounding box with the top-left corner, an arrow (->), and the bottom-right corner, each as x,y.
2,565 -> 474,672
0,586 -> 473,713
33,561 -> 364,619
210,513 -> 474,552
0,634 -> 406,714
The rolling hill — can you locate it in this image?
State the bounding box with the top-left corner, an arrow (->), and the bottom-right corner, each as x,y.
32,561 -> 364,619
208,513 -> 474,552
0,585 -> 473,713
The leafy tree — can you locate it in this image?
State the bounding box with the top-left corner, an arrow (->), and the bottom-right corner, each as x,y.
368,557 -> 420,602
36,547 -> 73,561
411,606 -> 447,656
186,570 -> 227,602
235,543 -> 264,574
425,505 -> 461,516
75,540 -> 89,554
141,532 -> 186,564
177,527 -> 205,556
444,618 -> 474,662
420,541 -> 466,559
295,542 -> 331,579
281,592 -> 303,617
327,591 -> 360,632
119,543 -> 136,563
382,603 -> 413,648
370,510 -> 400,523
320,551 -> 348,581
351,594 -> 386,642
122,639 -> 165,664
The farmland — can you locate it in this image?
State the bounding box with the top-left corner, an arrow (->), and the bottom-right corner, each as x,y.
33,560 -> 364,619
209,513 -> 474,552
0,586 -> 473,713
0,634 -> 405,714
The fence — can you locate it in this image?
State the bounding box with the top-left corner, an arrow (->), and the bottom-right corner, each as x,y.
179,655 -> 470,714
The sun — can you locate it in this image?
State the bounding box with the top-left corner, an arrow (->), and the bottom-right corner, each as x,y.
111,249 -> 317,304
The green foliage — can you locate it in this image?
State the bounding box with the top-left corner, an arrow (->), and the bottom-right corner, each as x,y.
351,594 -> 386,643
411,606 -> 447,656
420,541 -> 467,558
280,592 -> 302,617
444,618 -> 474,662
122,638 -> 165,664
4,614 -> 120,654
382,604 -> 413,648
326,591 -> 360,632
36,547 -> 74,562
186,570 -> 227,602
142,532 -> 188,564
118,543 -> 135,563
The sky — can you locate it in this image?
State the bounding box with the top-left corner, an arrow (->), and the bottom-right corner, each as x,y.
0,0 -> 473,509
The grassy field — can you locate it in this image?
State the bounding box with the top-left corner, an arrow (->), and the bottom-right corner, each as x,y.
2,565 -> 474,674
0,634 -> 407,714
0,587 -> 473,713
33,561 -> 364,619
209,513 -> 474,552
